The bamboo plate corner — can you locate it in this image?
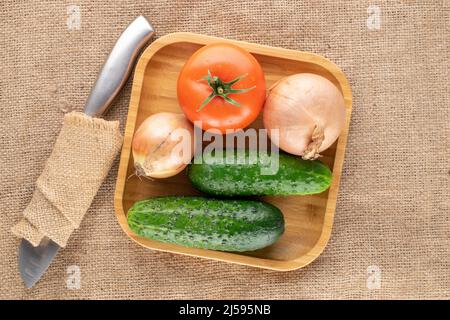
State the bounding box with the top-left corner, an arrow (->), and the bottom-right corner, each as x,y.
114,32 -> 352,271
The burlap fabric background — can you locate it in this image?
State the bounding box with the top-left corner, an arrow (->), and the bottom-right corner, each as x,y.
1,0 -> 449,299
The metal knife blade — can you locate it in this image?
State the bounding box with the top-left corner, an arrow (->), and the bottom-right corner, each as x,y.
19,238 -> 60,288
19,15 -> 155,288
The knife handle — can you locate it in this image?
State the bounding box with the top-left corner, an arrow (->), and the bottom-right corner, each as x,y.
84,16 -> 155,117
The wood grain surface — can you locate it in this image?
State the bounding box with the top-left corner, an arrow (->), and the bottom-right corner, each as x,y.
114,32 -> 352,271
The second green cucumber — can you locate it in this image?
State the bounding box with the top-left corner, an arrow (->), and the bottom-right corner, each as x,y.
188,150 -> 332,196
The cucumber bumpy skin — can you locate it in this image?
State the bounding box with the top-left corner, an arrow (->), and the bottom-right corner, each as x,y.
188,150 -> 332,197
127,196 -> 285,252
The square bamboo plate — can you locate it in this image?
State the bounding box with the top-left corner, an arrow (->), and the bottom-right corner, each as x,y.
114,32 -> 352,271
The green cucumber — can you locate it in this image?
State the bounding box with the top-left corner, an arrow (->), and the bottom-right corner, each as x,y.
127,196 -> 284,252
188,150 -> 332,196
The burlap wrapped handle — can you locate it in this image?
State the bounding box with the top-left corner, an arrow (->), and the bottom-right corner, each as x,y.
11,112 -> 123,247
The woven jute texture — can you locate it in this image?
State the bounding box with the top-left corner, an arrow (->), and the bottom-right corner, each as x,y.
11,112 -> 123,247
0,0 -> 449,299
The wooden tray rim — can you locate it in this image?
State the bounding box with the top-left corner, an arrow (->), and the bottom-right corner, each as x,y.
114,32 -> 353,271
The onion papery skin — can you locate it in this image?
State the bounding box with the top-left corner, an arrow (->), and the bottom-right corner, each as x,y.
263,73 -> 346,159
132,112 -> 195,179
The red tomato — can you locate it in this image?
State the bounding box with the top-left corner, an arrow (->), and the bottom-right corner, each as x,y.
177,43 -> 266,133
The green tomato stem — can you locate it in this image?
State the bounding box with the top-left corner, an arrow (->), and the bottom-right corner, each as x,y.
196,70 -> 255,112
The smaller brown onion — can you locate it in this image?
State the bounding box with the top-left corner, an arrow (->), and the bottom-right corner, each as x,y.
132,112 -> 195,179
263,73 -> 346,160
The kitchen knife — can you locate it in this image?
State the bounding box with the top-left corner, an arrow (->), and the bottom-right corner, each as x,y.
19,15 -> 155,288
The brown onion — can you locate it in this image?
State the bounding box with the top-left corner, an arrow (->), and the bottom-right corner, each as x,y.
132,112 -> 195,179
263,73 -> 346,159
